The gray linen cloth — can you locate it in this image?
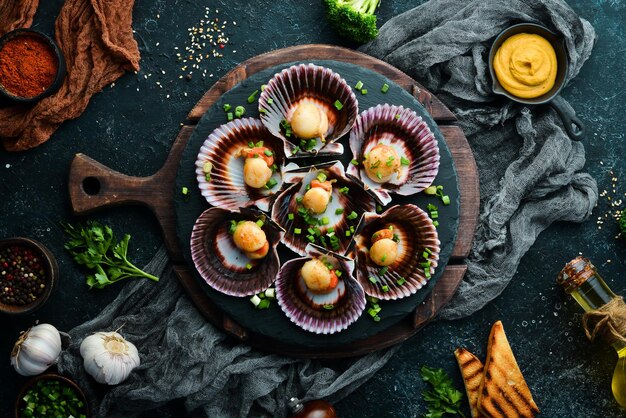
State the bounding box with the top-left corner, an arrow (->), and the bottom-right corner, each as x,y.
58,0 -> 598,416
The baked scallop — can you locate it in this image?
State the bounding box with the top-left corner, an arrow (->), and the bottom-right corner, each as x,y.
195,117 -> 286,212
271,161 -> 376,256
347,104 -> 440,205
190,207 -> 283,296
258,63 -> 358,158
275,244 -> 366,334
348,204 -> 440,300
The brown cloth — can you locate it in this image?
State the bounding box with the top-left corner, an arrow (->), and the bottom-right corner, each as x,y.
0,0 -> 140,152
0,1 -> 39,36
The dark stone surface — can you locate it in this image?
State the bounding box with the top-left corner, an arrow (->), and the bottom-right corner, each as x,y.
0,0 -> 623,417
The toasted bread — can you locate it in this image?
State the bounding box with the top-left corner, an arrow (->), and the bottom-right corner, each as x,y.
478,321 -> 540,418
455,348 -> 486,418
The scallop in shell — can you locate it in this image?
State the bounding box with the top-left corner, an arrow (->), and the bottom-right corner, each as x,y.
347,104 -> 440,205
348,204 -> 440,300
271,161 -> 376,257
258,63 -> 358,158
276,244 -> 366,334
195,117 -> 286,212
190,207 -> 283,297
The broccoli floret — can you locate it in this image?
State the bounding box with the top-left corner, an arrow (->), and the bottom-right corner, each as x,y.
620,209 -> 626,240
323,0 -> 380,44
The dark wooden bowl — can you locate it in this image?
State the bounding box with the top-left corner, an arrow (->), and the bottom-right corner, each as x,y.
0,237 -> 59,315
14,373 -> 90,418
0,29 -> 66,104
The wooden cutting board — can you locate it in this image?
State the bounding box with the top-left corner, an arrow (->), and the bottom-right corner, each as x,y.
67,45 -> 479,358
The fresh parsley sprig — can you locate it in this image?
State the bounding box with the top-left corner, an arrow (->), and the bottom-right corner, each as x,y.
420,366 -> 466,418
61,221 -> 159,289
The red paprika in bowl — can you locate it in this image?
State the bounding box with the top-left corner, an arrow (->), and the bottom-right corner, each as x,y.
0,29 -> 66,103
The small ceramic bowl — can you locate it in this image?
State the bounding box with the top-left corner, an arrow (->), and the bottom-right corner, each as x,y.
0,237 -> 59,315
0,29 -> 66,104
14,373 -> 90,418
488,23 -> 584,140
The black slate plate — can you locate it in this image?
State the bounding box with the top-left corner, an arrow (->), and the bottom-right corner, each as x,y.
174,60 -> 459,348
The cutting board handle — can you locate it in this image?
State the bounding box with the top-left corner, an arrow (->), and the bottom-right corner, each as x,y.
68,153 -> 158,214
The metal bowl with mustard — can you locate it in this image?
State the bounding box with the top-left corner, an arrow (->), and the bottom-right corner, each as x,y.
488,23 -> 585,141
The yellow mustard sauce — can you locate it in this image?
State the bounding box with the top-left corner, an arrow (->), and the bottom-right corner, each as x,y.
493,33 -> 557,99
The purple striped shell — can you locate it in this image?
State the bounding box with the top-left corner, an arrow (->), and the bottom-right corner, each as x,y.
276,245 -> 366,334
348,205 -> 440,300
190,207 -> 283,297
347,104 -> 440,205
271,161 -> 376,257
258,63 -> 358,158
195,118 -> 286,212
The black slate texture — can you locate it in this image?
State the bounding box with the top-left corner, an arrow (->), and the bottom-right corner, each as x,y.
0,0 -> 624,417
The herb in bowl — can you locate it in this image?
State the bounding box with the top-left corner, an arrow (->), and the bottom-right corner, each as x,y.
19,378 -> 87,418
61,221 -> 159,289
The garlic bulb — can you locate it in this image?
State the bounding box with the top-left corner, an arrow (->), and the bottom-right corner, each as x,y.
80,331 -> 140,385
11,323 -> 62,376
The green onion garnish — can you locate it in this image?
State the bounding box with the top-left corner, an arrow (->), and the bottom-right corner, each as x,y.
361,88 -> 368,95
382,285 -> 389,292
369,276 -> 378,284
205,173 -> 211,182
433,220 -> 439,227
255,141 -> 264,147
296,196 -> 303,203
267,98 -> 274,104
355,80 -> 364,90
335,270 -> 342,277
234,106 -> 245,118
339,186 -> 349,194
256,219 -> 264,228
334,100 -> 343,110
424,186 -> 437,195
335,208 -> 344,215
294,228 -> 302,234
381,83 -> 389,93
246,263 -> 253,270
264,149 -> 273,156
181,186 -> 189,195
307,235 -> 315,243
376,205 -> 383,213
223,103 -> 232,112
323,304 -> 335,310
288,213 -> 295,221
261,84 -> 267,91
321,217 -> 330,225
442,195 -> 451,205
378,266 -> 388,275
381,254 -> 387,263
430,211 -> 439,219
317,172 -> 327,182
247,89 -> 259,103
346,211 -> 358,220
350,159 -> 359,166
266,178 -> 278,189
345,230 -> 351,237
227,112 -> 234,121
228,220 -> 237,234
400,156 -> 410,166
376,172 -> 383,180
396,277 -> 406,286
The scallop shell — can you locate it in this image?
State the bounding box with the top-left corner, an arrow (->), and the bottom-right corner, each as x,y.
190,207 -> 283,297
271,161 -> 376,257
276,244 -> 366,334
258,63 -> 358,158
195,117 -> 286,212
349,205 -> 440,300
347,104 -> 440,205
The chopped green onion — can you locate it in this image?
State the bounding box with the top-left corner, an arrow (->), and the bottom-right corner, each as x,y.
323,304 -> 335,310
345,230 -> 351,237
361,88 -> 368,95
234,106 -> 245,118
307,235 -> 315,243
381,254 -> 387,263
382,285 -> 389,292
392,233 -> 400,242
369,276 -> 377,284
227,112 -> 233,121
264,149 -> 273,156
339,186 -> 349,194
396,277 -> 406,286
334,100 -> 343,110
427,203 -> 438,212
430,211 -> 439,219
205,173 -> 211,182
265,287 -> 275,299
266,178 -> 278,189
321,217 -> 330,225
442,195 -> 451,205
370,160 -> 381,168
350,159 -> 359,166
248,141 -> 255,147
386,156 -> 395,166
376,205 -> 383,213
267,98 -> 274,104
246,263 -> 253,270
401,156 -> 410,166
317,172 -> 327,182
257,299 -> 271,309
424,269 -> 432,279
288,213 -> 295,221
294,228 -> 302,234
247,89 -> 259,103
229,220 -> 237,234
255,141 -> 264,147
261,84 -> 267,91
424,186 -> 438,195
381,83 -> 389,93
296,196 -> 303,203
347,211 -> 358,220
181,186 -> 189,195
203,161 -> 213,174
376,172 -> 383,180
378,266 -> 388,275
355,80 -> 364,90
335,208 -> 344,215
433,220 -> 439,227
223,103 -> 232,112
256,219 -> 264,228
420,261 -> 431,268
335,270 -> 342,277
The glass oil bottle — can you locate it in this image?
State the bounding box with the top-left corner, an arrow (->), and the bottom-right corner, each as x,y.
557,256 -> 626,408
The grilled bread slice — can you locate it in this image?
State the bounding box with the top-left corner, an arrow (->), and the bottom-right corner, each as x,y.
478,321 -> 540,418
455,348 -> 486,418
